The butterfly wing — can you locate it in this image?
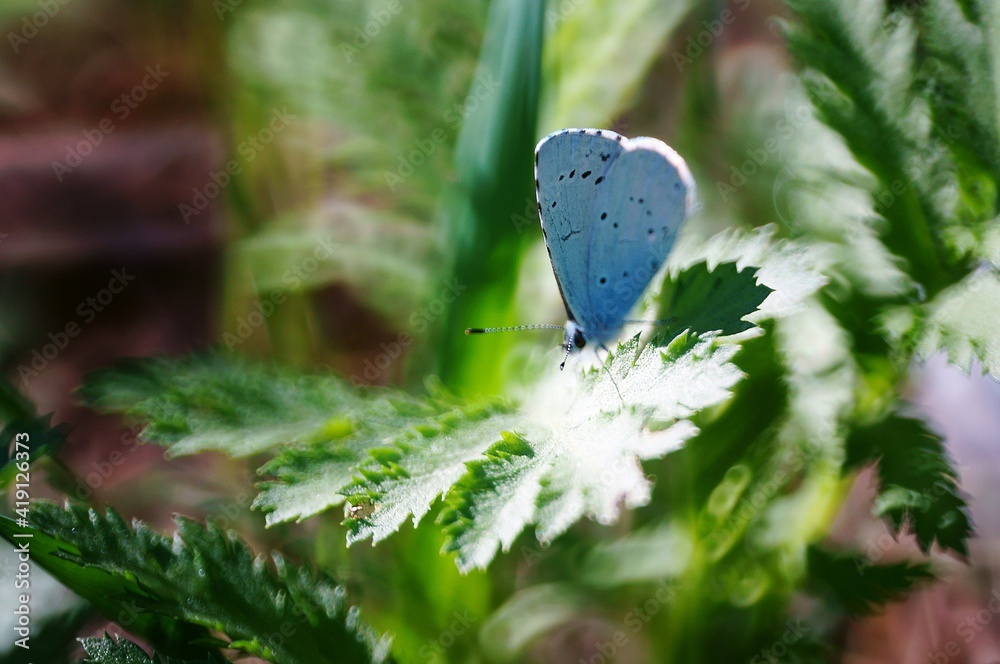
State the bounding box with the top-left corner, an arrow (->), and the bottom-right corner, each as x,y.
581,137 -> 697,343
535,128 -> 627,325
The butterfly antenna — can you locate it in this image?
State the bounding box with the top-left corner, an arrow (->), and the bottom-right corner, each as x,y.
559,340 -> 573,370
466,324 -> 565,335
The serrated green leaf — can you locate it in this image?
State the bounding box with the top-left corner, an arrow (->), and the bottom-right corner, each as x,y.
664,224 -> 828,325
845,413 -> 972,555
80,353 -> 371,458
0,503 -> 387,664
259,393 -> 515,527
79,635 -> 160,664
657,262 -> 773,338
431,333 -> 742,571
806,546 -> 934,615
783,0 -> 999,295
77,634 -> 217,664
910,270 -> 1000,379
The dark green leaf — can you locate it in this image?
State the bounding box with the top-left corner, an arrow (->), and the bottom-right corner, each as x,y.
657,262 -> 772,338
0,503 -> 387,664
845,413 -> 972,555
77,634 -> 221,664
806,545 -> 934,615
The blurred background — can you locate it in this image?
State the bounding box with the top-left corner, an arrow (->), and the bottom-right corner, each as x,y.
1,0 -> 999,662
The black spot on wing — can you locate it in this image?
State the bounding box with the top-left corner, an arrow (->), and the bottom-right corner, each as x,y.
569,170 -> 575,178
600,212 -> 607,220
594,176 -> 604,185
581,170 -> 591,179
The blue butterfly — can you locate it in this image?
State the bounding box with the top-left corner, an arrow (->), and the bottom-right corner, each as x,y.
469,128 -> 697,368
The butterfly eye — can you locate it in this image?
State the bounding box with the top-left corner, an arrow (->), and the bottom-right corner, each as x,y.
573,330 -> 587,349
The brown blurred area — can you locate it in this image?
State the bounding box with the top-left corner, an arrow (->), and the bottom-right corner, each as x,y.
0,2 -> 264,656
0,0 -> 262,531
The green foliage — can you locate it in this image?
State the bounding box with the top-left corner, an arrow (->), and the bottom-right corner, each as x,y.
7,0 -> 1000,661
77,634 -> 217,664
806,546 -> 934,615
80,241 -> 808,573
885,270 -> 1000,377
657,262 -> 772,338
784,0 -> 1000,378
0,504 -> 386,664
81,352 -> 370,458
845,413 -> 972,555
